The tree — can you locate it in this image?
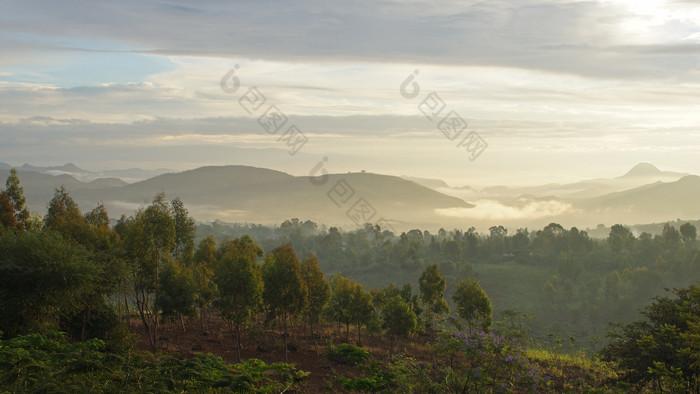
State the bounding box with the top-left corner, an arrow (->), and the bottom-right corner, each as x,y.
193,236 -> 218,332
0,191 -> 18,229
214,235 -> 264,362
350,283 -> 376,347
171,197 -> 195,263
122,193 -> 176,350
661,223 -> 682,253
5,168 -> 29,230
608,224 -> 634,254
0,230 -> 100,337
453,278 -> 493,333
419,264 -> 449,329
262,244 -> 307,362
680,223 -> 697,248
328,274 -> 357,342
300,254 -> 330,353
381,295 -> 417,353
44,186 -> 92,244
602,285 -> 699,392
156,261 -> 196,349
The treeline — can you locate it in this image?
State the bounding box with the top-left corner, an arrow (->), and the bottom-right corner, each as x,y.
200,217 -> 700,346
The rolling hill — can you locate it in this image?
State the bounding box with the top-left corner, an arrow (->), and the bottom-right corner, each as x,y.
1,165 -> 473,230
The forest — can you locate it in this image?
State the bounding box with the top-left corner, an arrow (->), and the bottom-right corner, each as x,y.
0,168 -> 698,392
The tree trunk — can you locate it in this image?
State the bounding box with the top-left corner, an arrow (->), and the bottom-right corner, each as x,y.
345,322 -> 350,343
80,307 -> 89,341
310,322 -> 319,358
118,295 -> 122,321
200,306 -> 206,334
236,322 -> 242,363
175,320 -> 182,352
357,319 -> 362,347
124,293 -> 131,326
283,313 -> 289,363
136,293 -> 156,350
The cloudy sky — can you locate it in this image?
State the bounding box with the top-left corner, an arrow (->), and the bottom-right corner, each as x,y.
1,0 -> 699,187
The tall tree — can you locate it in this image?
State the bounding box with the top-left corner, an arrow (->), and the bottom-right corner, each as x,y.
453,278 -> 493,333
193,235 -> 218,332
5,168 -> 29,230
170,197 -> 195,263
381,295 -> 417,354
351,283 -> 376,346
300,254 -> 330,353
328,274 -> 357,342
419,263 -> 449,329
0,191 -> 18,229
214,235 -> 264,362
608,224 -> 635,254
156,261 -> 196,349
680,223 -> 697,248
44,186 -> 91,244
123,193 -> 176,350
262,244 -> 307,362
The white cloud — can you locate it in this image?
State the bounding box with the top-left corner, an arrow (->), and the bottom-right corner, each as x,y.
435,199 -> 574,220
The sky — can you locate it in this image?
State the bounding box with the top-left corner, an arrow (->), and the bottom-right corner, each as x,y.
1,0 -> 700,188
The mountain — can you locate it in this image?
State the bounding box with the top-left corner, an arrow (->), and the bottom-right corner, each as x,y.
620,162 -> 663,178
401,176 -> 450,189
462,163 -> 691,200
4,163 -> 698,232
618,162 -> 688,180
1,162 -> 173,183
576,175 -> 700,221
99,168 -> 174,183
1,166 -> 472,230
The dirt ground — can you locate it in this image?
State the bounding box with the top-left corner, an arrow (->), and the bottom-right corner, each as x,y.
130,314 -> 437,392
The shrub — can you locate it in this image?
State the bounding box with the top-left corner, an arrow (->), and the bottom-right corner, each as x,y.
325,343 -> 372,365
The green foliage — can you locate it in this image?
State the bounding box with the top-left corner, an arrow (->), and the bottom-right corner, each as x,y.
300,254 -> 331,326
0,230 -> 100,337
262,243 -> 307,362
192,236 -> 218,312
170,197 -> 196,262
44,186 -> 94,246
602,284 -> 700,392
215,236 -> 264,326
418,263 -> 449,328
262,244 -> 307,319
4,168 -> 30,230
453,278 -> 493,332
448,330 -> 551,392
328,274 -> 357,337
381,296 -> 417,339
156,261 -> 197,321
0,332 -> 307,393
325,343 -> 372,365
214,235 -> 264,361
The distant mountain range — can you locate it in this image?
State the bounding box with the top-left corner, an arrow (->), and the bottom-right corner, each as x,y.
1,162 -> 698,232
0,165 -> 471,230
0,162 -> 173,183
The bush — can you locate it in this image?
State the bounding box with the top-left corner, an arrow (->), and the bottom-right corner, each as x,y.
325,343 -> 372,365
0,332 -> 308,393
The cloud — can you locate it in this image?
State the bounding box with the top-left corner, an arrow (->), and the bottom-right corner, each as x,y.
435,199 -> 574,220
1,0 -> 699,79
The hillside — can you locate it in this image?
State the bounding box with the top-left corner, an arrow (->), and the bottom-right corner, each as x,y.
576,175 -> 700,222
0,166 -> 472,229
